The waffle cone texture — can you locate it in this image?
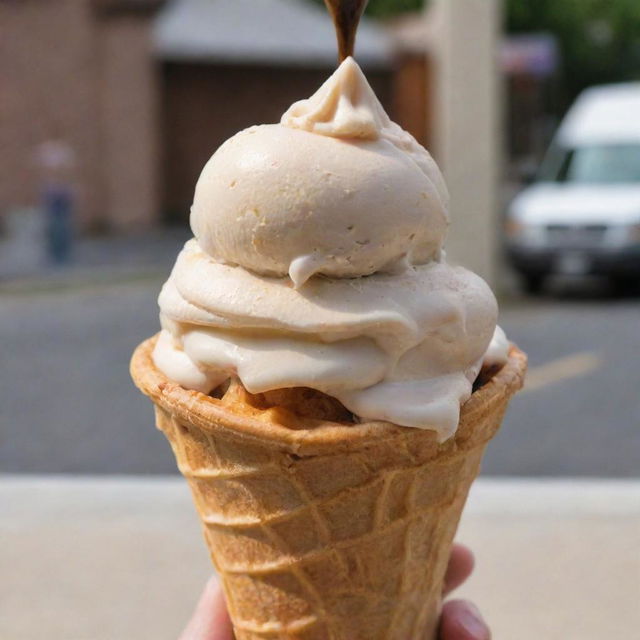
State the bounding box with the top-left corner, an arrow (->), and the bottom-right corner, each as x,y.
131,335 -> 526,640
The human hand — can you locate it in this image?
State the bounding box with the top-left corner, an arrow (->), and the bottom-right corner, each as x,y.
439,544 -> 491,640
179,543 -> 490,640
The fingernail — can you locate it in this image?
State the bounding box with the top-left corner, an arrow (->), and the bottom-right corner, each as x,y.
459,602 -> 490,639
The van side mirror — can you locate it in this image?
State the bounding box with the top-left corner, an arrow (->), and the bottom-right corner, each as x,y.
518,159 -> 538,185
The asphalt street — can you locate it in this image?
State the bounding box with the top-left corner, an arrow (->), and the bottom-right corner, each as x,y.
1,278 -> 638,476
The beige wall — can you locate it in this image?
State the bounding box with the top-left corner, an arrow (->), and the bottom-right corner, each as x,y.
0,0 -> 162,231
99,15 -> 160,229
434,0 -> 502,287
0,0 -> 102,226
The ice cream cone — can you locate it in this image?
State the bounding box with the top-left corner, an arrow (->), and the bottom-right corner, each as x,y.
131,335 -> 526,640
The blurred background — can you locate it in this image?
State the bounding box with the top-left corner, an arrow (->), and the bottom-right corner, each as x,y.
1,1 -> 639,639
2,0 -> 639,476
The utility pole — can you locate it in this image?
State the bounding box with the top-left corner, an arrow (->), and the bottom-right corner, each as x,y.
434,0 -> 503,288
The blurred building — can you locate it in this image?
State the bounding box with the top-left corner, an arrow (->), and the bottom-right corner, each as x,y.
1,0 -> 506,290
389,13 -> 560,170
387,11 -> 438,153
501,33 -> 560,173
0,0 -> 165,232
1,0 -> 392,231
387,7 -> 559,285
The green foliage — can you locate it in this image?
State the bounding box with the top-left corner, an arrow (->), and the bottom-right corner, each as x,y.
507,0 -> 640,102
310,0 -> 425,19
364,0 -> 424,18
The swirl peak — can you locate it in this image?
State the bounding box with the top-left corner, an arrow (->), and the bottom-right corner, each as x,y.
281,57 -> 389,140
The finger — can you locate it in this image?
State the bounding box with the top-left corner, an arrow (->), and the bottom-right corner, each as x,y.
179,576 -> 234,640
443,544 -> 475,595
439,599 -> 491,640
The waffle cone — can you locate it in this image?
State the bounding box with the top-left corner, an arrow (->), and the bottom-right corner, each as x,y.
131,335 -> 526,640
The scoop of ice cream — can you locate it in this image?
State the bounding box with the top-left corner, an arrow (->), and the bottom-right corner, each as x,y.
154,58 -> 503,441
190,58 -> 449,287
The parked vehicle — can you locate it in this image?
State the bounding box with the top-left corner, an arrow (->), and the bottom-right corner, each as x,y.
505,83 -> 640,292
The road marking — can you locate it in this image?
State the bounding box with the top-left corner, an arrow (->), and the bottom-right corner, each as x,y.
523,351 -> 602,393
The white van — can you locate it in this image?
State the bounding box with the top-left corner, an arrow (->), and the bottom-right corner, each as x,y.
505,83 -> 640,292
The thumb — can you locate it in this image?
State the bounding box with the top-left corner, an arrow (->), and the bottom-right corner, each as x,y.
439,599 -> 490,640
179,577 -> 234,640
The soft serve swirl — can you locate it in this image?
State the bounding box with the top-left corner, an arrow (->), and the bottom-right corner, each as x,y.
154,58 -> 508,441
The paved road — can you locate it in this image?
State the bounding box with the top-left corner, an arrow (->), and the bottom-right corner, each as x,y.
1,279 -> 638,476
487,291 -> 640,477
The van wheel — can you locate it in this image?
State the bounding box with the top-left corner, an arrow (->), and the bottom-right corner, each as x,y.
611,275 -> 639,296
521,274 -> 544,295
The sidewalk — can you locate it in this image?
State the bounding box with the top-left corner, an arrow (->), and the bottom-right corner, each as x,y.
0,222 -> 190,291
2,476 -> 638,640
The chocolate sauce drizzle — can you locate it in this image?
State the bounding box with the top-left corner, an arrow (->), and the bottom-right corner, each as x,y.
323,0 -> 370,62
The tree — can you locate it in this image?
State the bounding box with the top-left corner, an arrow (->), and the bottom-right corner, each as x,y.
507,0 -> 640,104
312,0 -> 640,103
310,0 -> 424,20
364,0 -> 423,18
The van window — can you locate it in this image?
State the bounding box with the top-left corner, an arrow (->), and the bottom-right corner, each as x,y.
538,143 -> 640,184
